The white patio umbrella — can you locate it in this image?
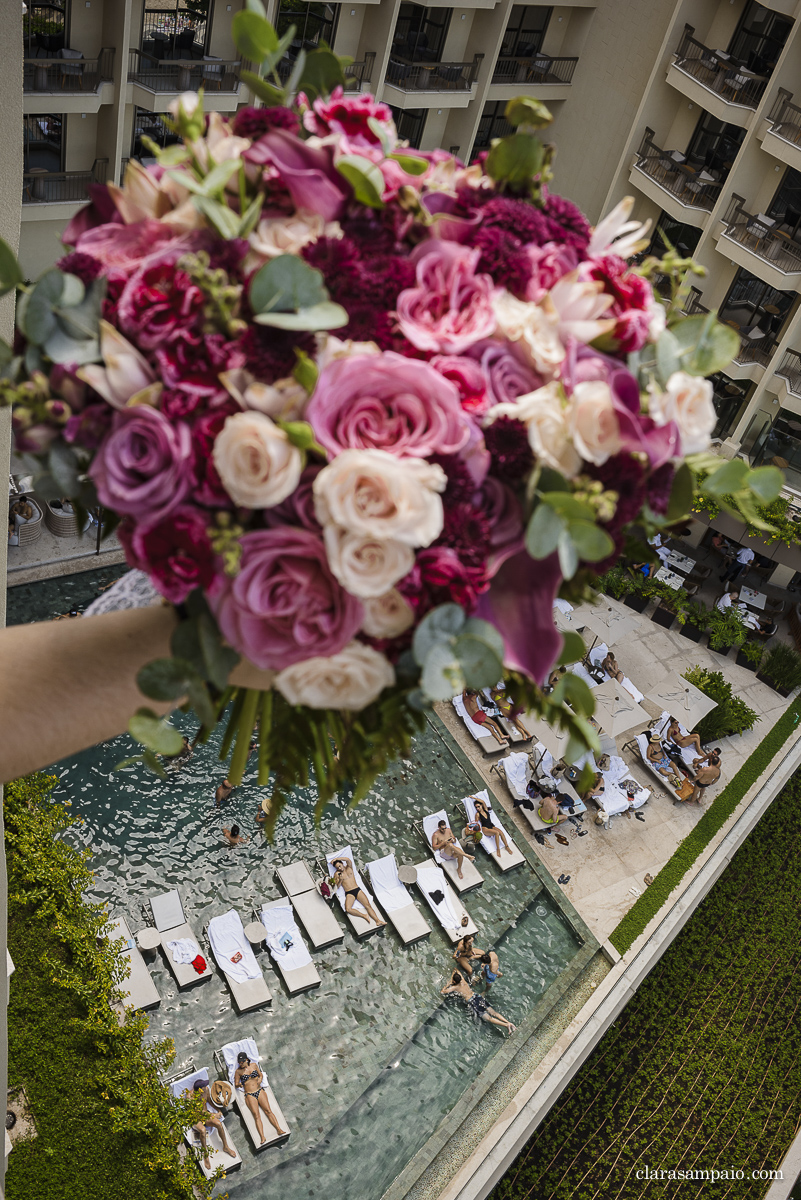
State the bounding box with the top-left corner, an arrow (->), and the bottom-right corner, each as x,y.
579,605 -> 641,650
646,671 -> 717,730
590,677 -> 651,737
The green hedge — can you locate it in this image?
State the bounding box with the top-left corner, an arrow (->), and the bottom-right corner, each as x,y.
5,774 -> 214,1200
492,768 -> 801,1200
610,696 -> 801,954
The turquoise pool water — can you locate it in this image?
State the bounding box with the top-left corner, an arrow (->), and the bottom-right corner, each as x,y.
51,712 -> 582,1198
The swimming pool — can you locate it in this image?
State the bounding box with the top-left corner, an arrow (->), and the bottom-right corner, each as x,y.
52,711 -> 590,1198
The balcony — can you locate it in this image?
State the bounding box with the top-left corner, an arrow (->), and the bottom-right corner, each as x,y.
383,54 -> 483,108
630,128 -> 723,228
344,52 -> 375,92
24,48 -> 114,94
491,53 -> 577,86
762,90 -> 801,173
682,285 -> 775,377
719,194 -> 801,287
22,158 -> 108,207
667,25 -> 767,128
128,49 -> 241,110
774,348 -> 801,397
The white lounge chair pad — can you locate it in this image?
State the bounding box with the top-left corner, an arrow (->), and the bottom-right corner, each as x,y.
151,889 -> 185,932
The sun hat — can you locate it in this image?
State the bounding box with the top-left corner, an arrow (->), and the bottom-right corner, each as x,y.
649,734 -> 662,745
210,1080 -> 233,1108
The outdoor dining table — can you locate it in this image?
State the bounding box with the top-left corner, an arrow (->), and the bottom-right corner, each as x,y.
739,585 -> 767,610
666,549 -> 694,573
655,566 -> 686,590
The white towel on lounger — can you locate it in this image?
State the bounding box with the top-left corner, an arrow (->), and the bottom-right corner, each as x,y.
367,854 -> 411,913
452,694 -> 494,739
259,904 -> 312,972
167,937 -> 201,965
208,910 -> 261,983
416,866 -> 462,933
503,752 -> 529,800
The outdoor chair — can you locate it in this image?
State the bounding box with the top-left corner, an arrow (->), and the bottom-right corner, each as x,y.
202,54 -> 225,87
58,47 -> 84,88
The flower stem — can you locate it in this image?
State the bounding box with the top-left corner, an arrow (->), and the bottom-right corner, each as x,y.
228,687 -> 260,785
218,688 -> 244,763
257,690 -> 273,786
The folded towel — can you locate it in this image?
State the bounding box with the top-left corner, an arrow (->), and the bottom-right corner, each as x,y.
167,937 -> 201,965
192,954 -> 206,974
416,866 -> 463,933
207,911 -> 262,983
367,854 -> 411,913
259,904 -> 312,972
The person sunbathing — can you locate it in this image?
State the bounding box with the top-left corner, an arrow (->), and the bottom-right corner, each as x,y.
583,773 -> 606,804
187,1079 -> 237,1169
489,686 -> 531,739
453,932 -> 483,977
537,791 -> 568,827
331,857 -> 385,926
667,718 -> 702,758
601,650 -> 624,682
472,794 -> 513,857
462,689 -> 508,746
432,819 -> 475,879
233,1053 -> 288,1143
440,971 -> 516,1033
647,735 -> 681,784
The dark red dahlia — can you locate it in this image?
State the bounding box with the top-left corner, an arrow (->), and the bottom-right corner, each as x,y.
56,251 -> 103,286
543,192 -> 592,253
191,405 -> 238,507
233,105 -> 299,138
118,508 -> 218,605
427,454 -> 477,504
237,324 -> 315,385
484,416 -> 534,484
587,454 -> 646,531
647,462 -> 675,516
472,226 -> 533,297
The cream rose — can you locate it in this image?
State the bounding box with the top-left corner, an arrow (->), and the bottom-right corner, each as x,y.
323,525 -> 414,598
649,371 -> 715,455
315,335 -> 381,372
488,382 -> 581,478
360,589 -> 415,638
492,292 -> 565,378
570,380 -> 622,466
212,411 -> 303,508
313,449 -> 446,547
246,210 -> 342,270
274,641 -> 395,710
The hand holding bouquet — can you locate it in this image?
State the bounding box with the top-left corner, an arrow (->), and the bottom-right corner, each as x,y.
0,2 -> 779,829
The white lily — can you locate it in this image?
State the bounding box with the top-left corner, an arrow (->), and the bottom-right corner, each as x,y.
78,322 -> 159,409
548,272 -> 616,344
588,197 -> 651,259
108,161 -> 201,232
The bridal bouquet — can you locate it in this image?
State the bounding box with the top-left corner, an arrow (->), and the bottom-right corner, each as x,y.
0,2 -> 777,824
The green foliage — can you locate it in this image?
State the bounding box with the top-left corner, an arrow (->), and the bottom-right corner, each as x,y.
760,640 -> 801,691
693,480 -> 799,546
706,603 -> 748,652
412,603 -> 506,700
495,759 -> 801,1199
5,774 -> 212,1200
683,665 -> 759,739
0,235 -> 24,298
527,492 -> 614,581
249,254 -> 347,331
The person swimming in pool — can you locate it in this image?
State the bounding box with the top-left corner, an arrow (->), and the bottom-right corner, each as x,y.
440,971 -> 515,1033
331,857 -> 385,927
479,950 -> 502,993
186,1079 -> 237,1169
233,1053 -> 287,1143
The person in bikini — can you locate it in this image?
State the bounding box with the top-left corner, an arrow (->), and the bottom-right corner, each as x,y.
330,857 -> 385,927
489,685 -> 531,739
432,819 -> 475,879
647,735 -> 681,785
471,794 -> 512,857
233,1052 -> 287,1143
186,1078 -> 238,1169
453,932 -> 483,978
440,970 -> 516,1034
667,718 -> 703,759
601,650 -> 624,683
462,689 -> 508,746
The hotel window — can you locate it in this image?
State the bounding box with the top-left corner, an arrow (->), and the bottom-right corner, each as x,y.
499,6 -> 552,58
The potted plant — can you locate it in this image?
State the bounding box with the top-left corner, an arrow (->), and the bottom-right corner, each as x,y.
648,581 -> 687,629
706,607 -> 748,655
680,600 -> 710,643
619,570 -> 650,611
735,639 -> 763,672
757,642 -> 801,697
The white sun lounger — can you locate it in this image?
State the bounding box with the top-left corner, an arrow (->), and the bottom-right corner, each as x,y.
366,854 -> 431,946
220,1037 -> 290,1151
169,1067 -> 241,1179
495,750 -> 587,834
109,916 -> 160,1011
274,860 -> 344,950
208,910 -> 272,1012
596,754 -> 651,815
480,686 -> 531,744
413,862 -> 477,942
150,889 -> 213,989
587,643 -> 644,704
452,694 -> 507,754
461,789 -> 525,871
259,899 -> 321,995
421,810 -> 484,893
325,845 -> 384,938
632,732 -> 687,798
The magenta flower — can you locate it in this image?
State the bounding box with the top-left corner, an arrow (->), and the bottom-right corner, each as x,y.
474,549 -> 563,684
396,242 -> 498,354
307,351 -> 471,458
586,254 -> 659,353
209,528 -> 363,670
303,86 -> 395,153
117,259 -> 207,351
91,406 -> 194,520
72,219 -> 179,282
482,477 -> 525,577
119,507 -> 217,604
245,128 -> 350,223
430,355 -> 488,415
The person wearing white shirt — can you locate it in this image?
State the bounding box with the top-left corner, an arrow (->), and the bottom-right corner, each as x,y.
720,545 -> 754,583
716,590 -> 739,613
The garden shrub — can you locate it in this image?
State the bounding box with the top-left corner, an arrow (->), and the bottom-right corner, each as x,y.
760,640 -> 801,692
491,766 -> 801,1200
683,665 -> 759,739
4,774 -> 215,1200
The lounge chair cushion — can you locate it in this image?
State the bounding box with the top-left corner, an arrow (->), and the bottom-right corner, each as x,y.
151,889 -> 184,931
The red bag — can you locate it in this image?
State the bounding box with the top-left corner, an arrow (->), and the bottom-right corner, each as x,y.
191,954 -> 206,974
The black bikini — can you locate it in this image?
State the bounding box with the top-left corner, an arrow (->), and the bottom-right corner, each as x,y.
477,806 -> 493,830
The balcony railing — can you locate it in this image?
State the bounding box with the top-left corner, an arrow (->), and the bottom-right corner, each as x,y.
128,48 -> 240,91
682,286 -> 710,316
775,348 -> 801,395
721,192 -> 801,274
385,53 -> 483,92
767,89 -> 801,147
633,127 -> 723,212
682,284 -> 775,367
344,51 -> 375,91
23,47 -> 114,93
491,53 -> 577,86
672,25 -> 768,110
23,158 -> 108,205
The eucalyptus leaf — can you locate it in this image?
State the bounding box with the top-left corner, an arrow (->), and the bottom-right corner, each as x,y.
138,656 -> 197,701
335,155 -> 385,209
43,328 -> 100,366
542,491 -> 596,522
0,236 -> 23,297
525,502 -> 564,559
232,9 -> 278,59
169,622 -> 206,678
655,327 -> 681,386
254,301 -> 348,331
24,343 -> 43,375
388,153 -> 429,177
747,464 -> 783,504
129,708 -> 184,756
59,273 -> 85,308
26,270 -> 64,346
666,460 -> 694,522
412,603 -> 465,666
669,313 -> 739,376
460,617 -> 505,663
453,632 -> 504,690
557,630 -> 586,665
486,133 -> 544,187
556,672 -> 595,717
53,277 -> 105,341
186,677 -> 218,728
239,70 -> 286,104
569,520 -> 614,563
420,642 -> 464,701
296,46 -> 345,101
705,457 -> 749,497
250,254 -> 328,314
197,612 -> 239,690
557,528 -> 579,580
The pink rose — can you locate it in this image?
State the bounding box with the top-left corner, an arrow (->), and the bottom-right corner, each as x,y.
72,219 -> 178,283
91,406 -> 194,520
303,87 -> 395,154
118,507 -> 217,604
307,352 -> 470,458
465,339 -> 541,408
524,241 -> 580,302
430,355 -> 488,415
396,242 -> 498,354
209,528 -> 363,670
